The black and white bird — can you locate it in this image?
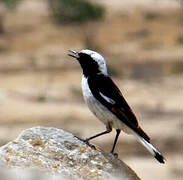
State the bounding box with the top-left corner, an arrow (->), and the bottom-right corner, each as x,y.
68,49 -> 165,163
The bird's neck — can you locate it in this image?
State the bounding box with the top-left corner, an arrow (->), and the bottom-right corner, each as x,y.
82,68 -> 101,78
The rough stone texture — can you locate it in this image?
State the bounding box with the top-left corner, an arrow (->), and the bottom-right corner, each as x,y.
0,126 -> 140,180
0,166 -> 63,180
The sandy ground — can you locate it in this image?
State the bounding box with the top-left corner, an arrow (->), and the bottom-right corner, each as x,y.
0,0 -> 183,179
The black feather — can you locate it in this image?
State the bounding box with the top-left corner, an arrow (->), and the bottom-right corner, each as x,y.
87,73 -> 150,142
154,150 -> 165,163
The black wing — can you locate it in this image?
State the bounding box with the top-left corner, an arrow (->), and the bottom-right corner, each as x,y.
88,74 -> 150,142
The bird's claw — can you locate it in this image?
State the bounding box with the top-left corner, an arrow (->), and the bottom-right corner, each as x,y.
74,136 -> 96,149
84,139 -> 96,149
111,152 -> 118,158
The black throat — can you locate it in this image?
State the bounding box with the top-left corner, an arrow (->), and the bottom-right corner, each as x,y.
78,53 -> 100,77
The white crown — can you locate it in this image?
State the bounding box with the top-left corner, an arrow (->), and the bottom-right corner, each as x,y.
80,49 -> 108,75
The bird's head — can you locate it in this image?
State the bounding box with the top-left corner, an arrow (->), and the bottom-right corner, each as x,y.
68,49 -> 108,77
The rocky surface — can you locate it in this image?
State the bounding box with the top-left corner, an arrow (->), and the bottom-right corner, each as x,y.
0,126 -> 140,180
0,166 -> 64,180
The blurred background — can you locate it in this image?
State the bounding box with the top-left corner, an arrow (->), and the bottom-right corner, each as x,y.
0,0 -> 183,179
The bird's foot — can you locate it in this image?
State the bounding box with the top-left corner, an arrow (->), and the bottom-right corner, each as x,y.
74,136 -> 85,142
111,152 -> 118,158
74,136 -> 96,149
84,138 -> 96,149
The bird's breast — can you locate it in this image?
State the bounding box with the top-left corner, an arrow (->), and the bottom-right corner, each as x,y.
81,76 -> 117,126
81,76 -> 132,133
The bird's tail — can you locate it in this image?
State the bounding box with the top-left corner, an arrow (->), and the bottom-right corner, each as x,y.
133,131 -> 166,164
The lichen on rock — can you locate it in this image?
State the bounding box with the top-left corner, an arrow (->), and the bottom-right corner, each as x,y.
0,126 -> 141,180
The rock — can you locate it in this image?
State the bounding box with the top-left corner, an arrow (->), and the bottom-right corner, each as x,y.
0,166 -> 63,180
0,126 -> 141,180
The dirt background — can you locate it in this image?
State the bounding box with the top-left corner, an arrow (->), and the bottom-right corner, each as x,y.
0,0 -> 183,179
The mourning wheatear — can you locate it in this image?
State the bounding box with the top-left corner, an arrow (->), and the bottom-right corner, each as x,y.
68,49 -> 165,163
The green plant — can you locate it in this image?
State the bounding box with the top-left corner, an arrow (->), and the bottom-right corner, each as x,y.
177,34 -> 183,45
48,0 -> 105,24
0,0 -> 23,9
144,11 -> 160,21
171,61 -> 183,75
0,0 -> 23,33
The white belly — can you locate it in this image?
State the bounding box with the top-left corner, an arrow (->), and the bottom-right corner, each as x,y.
81,76 -> 131,133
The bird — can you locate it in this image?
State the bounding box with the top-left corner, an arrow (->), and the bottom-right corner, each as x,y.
68,49 -> 165,163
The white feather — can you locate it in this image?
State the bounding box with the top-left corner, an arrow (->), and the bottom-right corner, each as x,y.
80,49 -> 108,75
133,131 -> 162,157
99,92 -> 115,104
81,76 -> 130,132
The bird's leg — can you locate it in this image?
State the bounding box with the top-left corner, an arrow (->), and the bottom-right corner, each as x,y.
85,123 -> 112,143
111,129 -> 121,157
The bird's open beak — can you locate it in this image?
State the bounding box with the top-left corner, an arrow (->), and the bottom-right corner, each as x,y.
68,50 -> 79,59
